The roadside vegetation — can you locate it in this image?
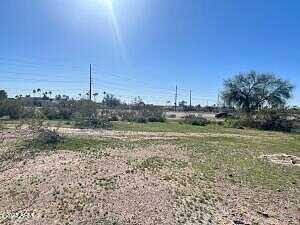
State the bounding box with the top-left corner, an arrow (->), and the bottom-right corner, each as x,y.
1,71 -> 299,132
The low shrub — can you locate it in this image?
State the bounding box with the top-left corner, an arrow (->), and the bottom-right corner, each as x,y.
135,115 -> 148,123
118,108 -> 165,123
75,116 -> 113,129
148,114 -> 166,123
224,109 -> 294,132
255,109 -> 294,132
183,114 -> 209,126
0,100 -> 24,119
142,108 -> 166,122
109,115 -> 119,122
41,107 -> 61,120
20,107 -> 36,119
23,122 -> 63,149
35,128 -> 63,145
41,102 -> 76,120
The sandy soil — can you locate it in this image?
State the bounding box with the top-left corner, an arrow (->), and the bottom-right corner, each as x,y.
0,129 -> 299,225
53,127 -> 289,141
0,152 -> 176,225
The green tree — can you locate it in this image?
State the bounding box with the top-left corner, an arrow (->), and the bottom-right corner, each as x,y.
48,91 -> 52,98
0,90 -> 8,101
179,100 -> 187,107
222,71 -> 293,112
93,92 -> 99,102
37,88 -> 41,97
102,93 -> 121,108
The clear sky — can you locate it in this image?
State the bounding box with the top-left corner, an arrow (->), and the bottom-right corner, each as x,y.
0,0 -> 300,105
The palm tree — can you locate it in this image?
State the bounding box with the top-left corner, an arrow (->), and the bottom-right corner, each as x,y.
37,88 -> 41,97
93,93 -> 99,102
55,95 -> 62,100
32,89 -> 36,97
48,91 -> 52,99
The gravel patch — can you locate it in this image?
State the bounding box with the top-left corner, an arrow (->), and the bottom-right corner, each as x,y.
0,151 -> 176,225
260,154 -> 300,167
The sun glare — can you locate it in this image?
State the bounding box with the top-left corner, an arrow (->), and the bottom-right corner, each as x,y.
100,0 -> 127,61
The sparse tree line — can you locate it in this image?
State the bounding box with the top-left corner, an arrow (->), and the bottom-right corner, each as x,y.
0,71 -> 299,131
0,89 -> 166,128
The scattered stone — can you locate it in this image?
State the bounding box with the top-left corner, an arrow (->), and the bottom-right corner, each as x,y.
257,211 -> 270,218
233,219 -> 245,224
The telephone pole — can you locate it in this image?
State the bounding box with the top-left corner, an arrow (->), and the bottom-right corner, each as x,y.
89,64 -> 92,101
189,90 -> 192,111
174,85 -> 178,112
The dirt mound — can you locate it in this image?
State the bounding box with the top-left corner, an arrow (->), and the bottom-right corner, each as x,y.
260,154 -> 300,167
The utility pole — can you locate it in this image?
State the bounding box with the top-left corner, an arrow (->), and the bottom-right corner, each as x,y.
189,90 -> 192,111
89,64 -> 92,101
174,85 -> 178,112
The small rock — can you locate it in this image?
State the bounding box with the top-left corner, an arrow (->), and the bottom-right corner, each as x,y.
233,219 -> 245,224
257,211 -> 270,218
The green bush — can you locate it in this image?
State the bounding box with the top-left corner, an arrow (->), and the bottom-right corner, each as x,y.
183,114 -> 209,126
41,107 -> 61,120
109,115 -> 119,121
224,109 -> 294,132
118,108 -> 165,123
75,116 -> 112,129
0,100 -> 24,119
35,128 -> 63,145
255,109 -> 294,132
20,107 -> 36,119
41,100 -> 96,120
135,115 -> 148,123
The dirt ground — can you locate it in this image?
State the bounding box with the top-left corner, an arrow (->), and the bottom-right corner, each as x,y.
0,128 -> 299,225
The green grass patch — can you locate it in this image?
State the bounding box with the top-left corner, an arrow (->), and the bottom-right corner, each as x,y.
94,177 -> 118,190
133,156 -> 188,172
175,137 -> 300,191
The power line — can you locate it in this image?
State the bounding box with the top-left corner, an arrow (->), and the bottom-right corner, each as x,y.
0,60 -> 217,97
0,76 -> 84,84
0,56 -> 85,70
0,57 -> 219,105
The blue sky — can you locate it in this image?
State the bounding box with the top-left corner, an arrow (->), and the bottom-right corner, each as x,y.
0,0 -> 300,105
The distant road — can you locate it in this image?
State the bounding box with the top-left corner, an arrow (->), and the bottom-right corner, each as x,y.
165,111 -> 223,121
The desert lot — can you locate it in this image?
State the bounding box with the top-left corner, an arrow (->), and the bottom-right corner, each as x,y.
0,121 -> 299,225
